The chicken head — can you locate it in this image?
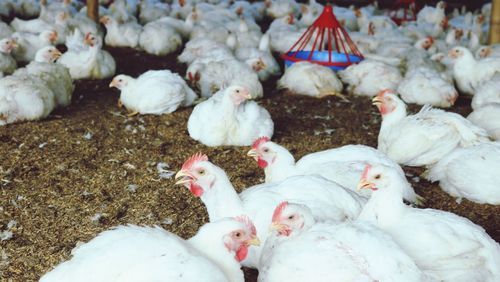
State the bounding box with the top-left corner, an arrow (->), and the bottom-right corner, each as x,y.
372,89 -> 400,115
0,39 -> 17,54
223,216 -> 260,262
270,202 -> 314,237
35,46 -> 62,63
175,153 -> 217,197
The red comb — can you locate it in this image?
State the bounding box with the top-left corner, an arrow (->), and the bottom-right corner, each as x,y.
181,153 -> 208,171
235,216 -> 256,236
251,136 -> 270,149
427,36 -> 434,44
272,201 -> 288,223
84,32 -> 91,40
378,89 -> 393,98
361,164 -> 372,179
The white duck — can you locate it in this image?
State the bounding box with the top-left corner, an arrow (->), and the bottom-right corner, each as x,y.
109,70 -> 197,116
11,30 -> 57,62
373,90 -> 489,166
139,20 -> 182,56
259,202 -> 426,282
187,85 -> 272,146
58,32 -> 116,80
427,141 -> 500,205
100,15 -> 142,48
467,105 -> 500,140
14,46 -> 73,108
174,154 -> 365,268
397,67 -> 458,108
277,62 -> 343,99
0,74 -> 56,126
247,137 -> 421,204
448,46 -> 500,95
0,39 -> 17,76
338,59 -> 403,97
358,163 -> 500,281
40,218 -> 260,282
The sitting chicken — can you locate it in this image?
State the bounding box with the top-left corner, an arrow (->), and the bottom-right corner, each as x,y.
11,30 -> 58,62
139,20 -> 182,56
0,39 -> 17,76
178,38 -> 233,65
373,90 -> 489,166
138,0 -> 171,24
235,34 -> 281,81
58,32 -> 116,80
100,15 -> 142,48
471,77 -> 500,110
187,85 -> 273,146
277,62 -> 344,99
40,218 -> 259,282
358,164 -> 500,281
259,202 -> 425,282
0,74 -> 55,126
175,154 -> 365,268
397,67 -> 458,108
14,46 -> 73,108
186,58 -> 263,98
0,21 -> 13,39
467,105 -> 500,140
449,46 -> 500,95
247,138 -> 421,204
109,70 -> 197,116
338,59 -> 403,97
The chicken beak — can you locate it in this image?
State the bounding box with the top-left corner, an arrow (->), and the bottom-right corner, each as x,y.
247,149 -> 259,160
174,170 -> 193,186
9,40 -> 18,49
357,178 -> 373,191
53,50 -> 62,59
371,96 -> 382,106
109,80 -> 117,88
245,236 -> 261,247
269,222 -> 288,233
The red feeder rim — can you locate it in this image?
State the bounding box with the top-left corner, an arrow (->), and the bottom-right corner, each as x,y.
390,0 -> 417,25
280,4 -> 364,70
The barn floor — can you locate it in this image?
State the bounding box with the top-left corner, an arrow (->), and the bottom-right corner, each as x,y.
0,47 -> 499,281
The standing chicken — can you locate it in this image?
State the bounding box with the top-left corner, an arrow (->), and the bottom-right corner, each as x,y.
427,141 -> 500,205
247,138 -> 421,204
358,164 -> 500,281
259,202 -> 426,282
40,218 -> 260,282
373,90 -> 489,166
0,38 -> 17,76
449,46 -> 500,95
109,70 -> 197,116
187,85 -> 273,146
277,62 -> 344,99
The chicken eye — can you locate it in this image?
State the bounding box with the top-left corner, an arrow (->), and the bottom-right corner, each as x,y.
235,232 -> 241,238
374,174 -> 381,179
263,148 -> 269,153
198,169 -> 205,175
236,90 -> 240,93
288,215 -> 294,220
118,79 -> 123,82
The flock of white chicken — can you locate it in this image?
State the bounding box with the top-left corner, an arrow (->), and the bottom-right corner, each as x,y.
0,0 -> 499,281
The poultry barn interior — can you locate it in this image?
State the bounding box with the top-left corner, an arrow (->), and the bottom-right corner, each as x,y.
1,0 -> 500,281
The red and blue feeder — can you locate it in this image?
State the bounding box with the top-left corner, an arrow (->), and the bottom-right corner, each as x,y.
281,4 -> 363,71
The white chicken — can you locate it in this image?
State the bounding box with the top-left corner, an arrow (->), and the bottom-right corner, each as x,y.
14,46 -> 73,108
358,163 -> 500,281
476,45 -> 500,59
235,34 -> 281,81
416,1 -> 446,26
138,0 -> 171,24
11,30 -> 58,62
471,77 -> 500,110
259,202 -> 426,282
58,32 -> 116,80
338,59 -> 403,97
427,141 -> 500,205
100,15 -> 142,48
467,105 -> 500,140
264,0 -> 298,19
373,90 -> 490,166
186,58 -> 263,99
0,39 -> 17,76
139,20 -> 182,56
397,67 -> 458,108
277,62 -> 343,98
0,75 -> 56,126
0,21 -> 13,39
174,154 -> 365,268
187,85 -> 272,146
247,137 -> 421,204
10,11 -> 69,44
448,46 -> 500,95
178,38 -> 233,65
40,218 -> 260,282
109,70 -> 197,116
